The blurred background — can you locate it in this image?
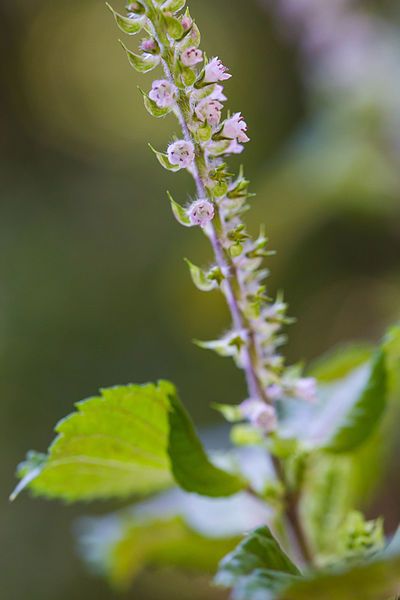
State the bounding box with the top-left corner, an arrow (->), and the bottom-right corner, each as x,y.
2,0 -> 400,598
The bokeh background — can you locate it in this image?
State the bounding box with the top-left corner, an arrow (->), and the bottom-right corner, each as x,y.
2,0 -> 400,598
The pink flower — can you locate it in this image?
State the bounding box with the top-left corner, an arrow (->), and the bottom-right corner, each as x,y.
167,140 -> 195,168
149,80 -> 176,108
204,57 -> 232,83
226,140 -> 244,154
222,113 -> 250,143
195,98 -> 224,127
295,377 -> 317,403
187,199 -> 215,227
210,84 -> 227,102
240,399 -> 277,433
181,47 -> 203,67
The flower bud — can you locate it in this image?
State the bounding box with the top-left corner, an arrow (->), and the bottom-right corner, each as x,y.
222,113 -> 250,143
167,140 -> 195,168
149,80 -> 177,108
187,199 -> 215,227
126,2 -> 145,16
140,38 -> 158,54
239,399 -> 277,433
181,15 -> 193,31
181,47 -> 203,67
204,57 -> 231,83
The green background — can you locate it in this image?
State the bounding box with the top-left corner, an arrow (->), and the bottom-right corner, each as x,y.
1,0 -> 400,598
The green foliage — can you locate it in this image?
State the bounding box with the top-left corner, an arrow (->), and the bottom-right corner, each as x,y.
167,391 -> 245,496
119,40 -> 160,73
106,3 -> 144,35
217,526 -> 400,600
324,349 -> 387,453
215,526 -> 300,596
13,382 -> 245,502
337,511 -> 384,561
167,191 -> 192,226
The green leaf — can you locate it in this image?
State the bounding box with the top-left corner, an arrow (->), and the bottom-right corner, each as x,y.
215,526 -> 300,589
119,40 -> 160,73
161,0 -> 186,13
184,258 -> 217,292
12,381 -> 246,501
148,144 -> 181,171
139,87 -> 171,118
167,191 -> 191,226
106,3 -> 144,35
80,515 -> 238,590
167,391 -> 246,496
310,344 -> 373,383
277,553 -> 400,600
164,15 -> 184,40
180,66 -> 197,87
324,349 -> 387,453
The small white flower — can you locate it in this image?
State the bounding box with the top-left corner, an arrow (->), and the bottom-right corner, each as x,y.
187,199 -> 215,227
295,377 -> 317,403
240,398 -> 277,433
222,112 -> 250,143
181,47 -> 203,67
195,98 -> 224,127
149,80 -> 176,108
167,140 -> 195,168
204,57 -> 232,83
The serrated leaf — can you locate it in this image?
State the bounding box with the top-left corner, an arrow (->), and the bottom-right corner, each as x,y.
167,191 -> 191,226
184,258 -> 217,292
164,15 -> 184,40
149,144 -> 181,171
139,87 -> 171,118
106,3 -> 144,35
12,381 -> 246,501
119,40 -> 160,73
215,526 -> 300,590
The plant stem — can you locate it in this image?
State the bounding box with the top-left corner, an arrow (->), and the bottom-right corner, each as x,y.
150,9 -> 312,567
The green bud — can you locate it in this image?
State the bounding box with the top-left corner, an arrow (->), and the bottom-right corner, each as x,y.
230,243 -> 243,258
119,40 -> 160,73
180,65 -> 197,87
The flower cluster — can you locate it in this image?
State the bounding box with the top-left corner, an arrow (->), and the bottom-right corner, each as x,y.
113,0 -> 317,436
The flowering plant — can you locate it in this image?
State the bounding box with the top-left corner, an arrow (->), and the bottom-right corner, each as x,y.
12,1 -> 400,598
